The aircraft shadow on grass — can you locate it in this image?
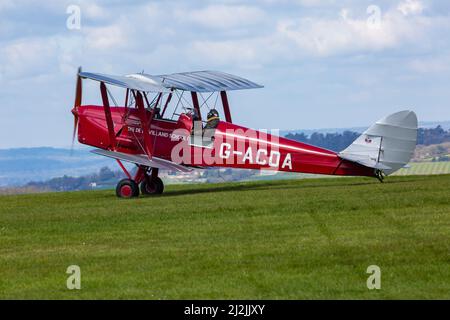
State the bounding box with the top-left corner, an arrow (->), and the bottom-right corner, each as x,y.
161,180 -> 388,198
159,177 -> 423,198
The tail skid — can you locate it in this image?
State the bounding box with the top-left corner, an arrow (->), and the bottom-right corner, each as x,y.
339,110 -> 418,176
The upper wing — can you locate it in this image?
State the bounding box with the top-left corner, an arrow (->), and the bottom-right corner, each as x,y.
148,70 -> 264,93
79,72 -> 171,93
79,70 -> 262,93
91,149 -> 193,173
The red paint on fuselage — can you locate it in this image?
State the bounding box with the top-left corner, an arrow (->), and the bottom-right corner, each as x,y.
76,105 -> 375,177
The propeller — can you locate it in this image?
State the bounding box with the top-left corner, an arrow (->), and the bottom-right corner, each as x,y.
71,66 -> 82,153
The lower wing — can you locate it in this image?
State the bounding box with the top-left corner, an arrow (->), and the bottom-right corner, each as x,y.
91,149 -> 193,173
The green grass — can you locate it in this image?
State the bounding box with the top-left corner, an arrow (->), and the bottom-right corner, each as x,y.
1,175 -> 450,299
394,162 -> 450,176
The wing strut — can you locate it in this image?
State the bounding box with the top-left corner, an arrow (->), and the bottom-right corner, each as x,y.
220,91 -> 232,123
100,82 -> 117,150
116,159 -> 132,180
135,91 -> 154,159
154,93 -> 162,109
161,90 -> 173,118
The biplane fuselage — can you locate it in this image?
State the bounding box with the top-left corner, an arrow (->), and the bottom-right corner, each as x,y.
71,69 -> 418,198
77,105 -> 374,176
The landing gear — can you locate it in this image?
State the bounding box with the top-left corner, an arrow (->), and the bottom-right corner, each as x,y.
375,169 -> 385,183
116,179 -> 139,198
140,177 -> 164,195
115,164 -> 164,198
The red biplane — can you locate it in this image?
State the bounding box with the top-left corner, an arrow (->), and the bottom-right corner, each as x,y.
71,68 -> 418,198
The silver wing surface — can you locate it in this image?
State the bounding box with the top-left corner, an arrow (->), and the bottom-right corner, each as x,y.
79,72 -> 171,93
91,149 -> 192,173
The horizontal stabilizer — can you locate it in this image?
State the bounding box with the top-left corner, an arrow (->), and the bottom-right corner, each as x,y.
339,153 -> 392,170
91,149 -> 192,173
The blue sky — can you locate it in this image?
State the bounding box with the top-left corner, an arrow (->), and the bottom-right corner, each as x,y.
1,0 -> 450,148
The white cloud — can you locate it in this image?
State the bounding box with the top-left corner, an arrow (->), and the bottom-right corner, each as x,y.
177,5 -> 265,29
188,39 -> 262,67
398,0 -> 425,16
83,24 -> 127,50
295,0 -> 337,7
83,3 -> 108,19
0,37 -> 58,78
275,6 -> 430,56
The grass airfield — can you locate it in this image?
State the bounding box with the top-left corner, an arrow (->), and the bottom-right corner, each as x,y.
1,175 -> 449,299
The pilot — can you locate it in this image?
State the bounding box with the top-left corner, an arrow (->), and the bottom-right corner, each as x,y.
204,109 -> 220,131
203,109 -> 220,141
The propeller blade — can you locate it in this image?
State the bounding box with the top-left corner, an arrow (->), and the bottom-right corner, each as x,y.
72,114 -> 79,144
70,115 -> 78,155
71,67 -> 82,155
74,66 -> 82,109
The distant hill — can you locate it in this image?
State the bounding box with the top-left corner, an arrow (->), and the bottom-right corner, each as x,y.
413,142 -> 450,162
0,147 -> 115,187
281,120 -> 450,137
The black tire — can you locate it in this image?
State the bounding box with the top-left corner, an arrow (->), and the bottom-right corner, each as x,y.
140,177 -> 164,195
116,179 -> 139,198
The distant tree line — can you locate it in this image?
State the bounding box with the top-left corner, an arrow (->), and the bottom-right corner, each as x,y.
417,126 -> 450,146
26,167 -> 125,192
285,131 -> 360,152
285,126 -> 450,152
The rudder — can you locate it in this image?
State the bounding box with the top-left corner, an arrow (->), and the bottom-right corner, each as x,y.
339,110 -> 418,176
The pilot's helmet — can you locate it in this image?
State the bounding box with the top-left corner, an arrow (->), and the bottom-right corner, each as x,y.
207,109 -> 219,121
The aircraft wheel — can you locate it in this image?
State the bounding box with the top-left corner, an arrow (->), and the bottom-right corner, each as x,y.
116,179 -> 139,198
140,177 -> 164,195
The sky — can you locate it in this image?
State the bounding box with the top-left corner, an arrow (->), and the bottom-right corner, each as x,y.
0,0 -> 450,148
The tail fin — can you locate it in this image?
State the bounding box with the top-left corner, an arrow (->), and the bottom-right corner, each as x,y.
339,110 -> 418,176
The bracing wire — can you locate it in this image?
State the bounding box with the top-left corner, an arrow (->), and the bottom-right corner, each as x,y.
199,92 -> 215,110
213,92 -> 220,109
180,92 -> 193,110
171,91 -> 184,120
106,87 -> 119,107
